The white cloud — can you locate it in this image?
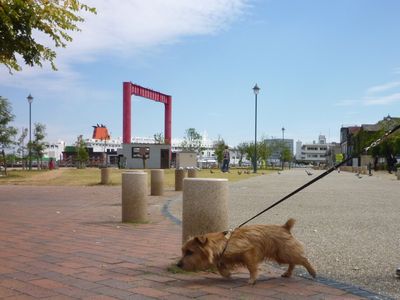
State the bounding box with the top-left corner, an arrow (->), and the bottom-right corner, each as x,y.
364,93 -> 400,106
336,75 -> 400,107
0,0 -> 248,91
362,78 -> 400,106
366,81 -> 400,95
67,0 -> 248,58
334,99 -> 361,107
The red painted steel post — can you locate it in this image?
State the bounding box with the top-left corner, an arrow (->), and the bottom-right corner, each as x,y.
164,96 -> 172,145
123,82 -> 132,144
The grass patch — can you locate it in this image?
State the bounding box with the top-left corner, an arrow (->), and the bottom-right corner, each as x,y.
167,263 -> 193,274
123,220 -> 151,226
0,167 -> 270,187
0,169 -> 48,183
166,263 -> 220,275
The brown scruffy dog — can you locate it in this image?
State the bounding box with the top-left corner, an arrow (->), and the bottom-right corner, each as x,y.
177,218 -> 316,284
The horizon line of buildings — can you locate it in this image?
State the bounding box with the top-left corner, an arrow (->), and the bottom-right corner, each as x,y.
42,115 -> 397,168
45,132 -> 334,167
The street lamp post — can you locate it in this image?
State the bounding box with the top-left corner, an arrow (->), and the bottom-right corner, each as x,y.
281,127 -> 285,170
253,84 -> 260,173
27,94 -> 33,170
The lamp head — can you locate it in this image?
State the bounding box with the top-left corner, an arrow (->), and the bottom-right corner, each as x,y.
253,84 -> 260,95
27,94 -> 33,104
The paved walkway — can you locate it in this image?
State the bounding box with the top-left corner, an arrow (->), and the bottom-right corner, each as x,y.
0,184 -> 377,299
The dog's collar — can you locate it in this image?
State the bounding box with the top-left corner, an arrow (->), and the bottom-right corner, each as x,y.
222,228 -> 234,240
217,229 -> 235,267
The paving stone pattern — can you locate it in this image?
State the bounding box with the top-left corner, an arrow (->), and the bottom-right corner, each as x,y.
0,185 -> 371,299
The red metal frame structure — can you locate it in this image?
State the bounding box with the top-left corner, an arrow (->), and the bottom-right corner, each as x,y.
123,82 -> 172,145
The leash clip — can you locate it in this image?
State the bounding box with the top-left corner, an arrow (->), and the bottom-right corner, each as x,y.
224,228 -> 234,240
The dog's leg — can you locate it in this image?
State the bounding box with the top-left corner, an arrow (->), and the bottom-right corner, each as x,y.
246,264 -> 258,285
217,263 -> 232,279
243,253 -> 258,285
282,264 -> 294,278
300,257 -> 316,278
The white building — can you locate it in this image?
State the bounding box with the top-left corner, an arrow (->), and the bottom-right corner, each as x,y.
52,128 -> 247,168
172,132 -> 218,167
44,141 -> 66,161
84,137 -> 122,153
296,135 -> 330,164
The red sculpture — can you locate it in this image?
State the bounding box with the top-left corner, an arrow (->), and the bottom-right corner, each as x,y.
123,82 -> 172,145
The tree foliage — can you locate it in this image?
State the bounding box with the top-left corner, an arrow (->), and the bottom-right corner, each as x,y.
0,96 -> 17,146
30,122 -> 46,169
16,127 -> 28,168
246,141 -> 272,168
181,128 -> 203,154
0,96 -> 17,175
352,118 -> 400,159
281,147 -> 292,163
244,142 -> 259,168
235,142 -> 248,167
258,140 -> 272,167
75,135 -> 88,168
213,136 -> 226,165
0,0 -> 96,73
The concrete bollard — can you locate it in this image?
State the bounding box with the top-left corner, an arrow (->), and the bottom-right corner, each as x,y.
121,171 -> 147,223
182,178 -> 228,244
151,169 -> 164,196
175,169 -> 187,191
397,170 -> 400,180
187,168 -> 197,178
100,167 -> 110,185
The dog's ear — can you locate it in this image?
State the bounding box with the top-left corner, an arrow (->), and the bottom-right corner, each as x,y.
195,235 -> 208,245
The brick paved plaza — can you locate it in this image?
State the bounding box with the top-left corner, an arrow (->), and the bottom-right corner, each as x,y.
0,183 -> 384,299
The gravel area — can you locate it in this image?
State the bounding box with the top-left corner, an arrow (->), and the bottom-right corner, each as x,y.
169,169 -> 400,299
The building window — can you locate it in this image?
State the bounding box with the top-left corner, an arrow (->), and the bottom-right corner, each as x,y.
132,147 -> 150,159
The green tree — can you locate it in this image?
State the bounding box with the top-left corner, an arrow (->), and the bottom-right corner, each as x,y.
244,142 -> 259,169
281,147 -> 292,164
181,128 -> 203,154
16,127 -> 28,169
75,135 -> 88,169
258,140 -> 272,168
0,96 -> 17,175
0,0 -> 96,73
5,152 -> 17,167
213,136 -> 226,166
31,122 -> 46,169
351,117 -> 400,170
235,142 -> 248,167
393,135 -> 400,157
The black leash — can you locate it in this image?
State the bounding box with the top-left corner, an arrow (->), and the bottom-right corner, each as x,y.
237,123 -> 400,228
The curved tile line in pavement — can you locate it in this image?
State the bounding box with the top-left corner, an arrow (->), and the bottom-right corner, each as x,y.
162,196 -> 395,300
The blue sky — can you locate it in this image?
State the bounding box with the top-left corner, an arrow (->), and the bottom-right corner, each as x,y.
1,0 -> 400,146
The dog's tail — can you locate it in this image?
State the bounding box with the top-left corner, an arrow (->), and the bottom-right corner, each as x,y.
283,218 -> 295,232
